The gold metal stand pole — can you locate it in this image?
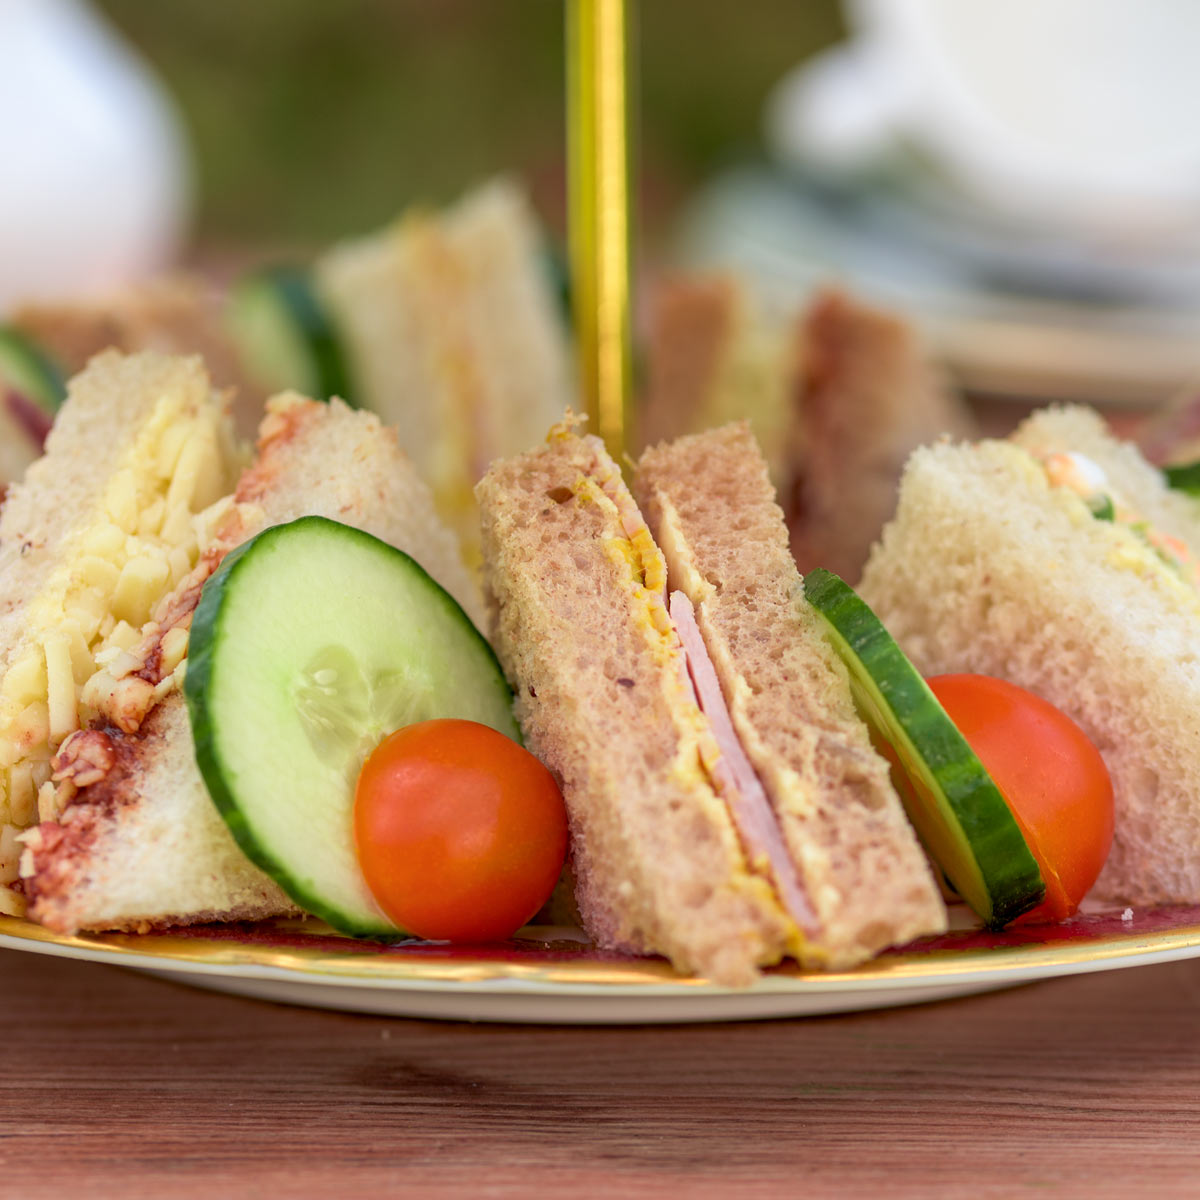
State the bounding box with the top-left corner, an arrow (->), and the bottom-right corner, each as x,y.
567,0 -> 633,463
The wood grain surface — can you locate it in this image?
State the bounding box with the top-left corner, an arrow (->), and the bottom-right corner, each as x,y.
3,947 -> 1200,1198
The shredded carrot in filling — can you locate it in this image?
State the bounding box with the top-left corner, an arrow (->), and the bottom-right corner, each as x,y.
1041,451 -> 1200,592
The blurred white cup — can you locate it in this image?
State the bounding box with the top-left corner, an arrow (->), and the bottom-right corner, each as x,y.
770,0 -> 1200,244
0,0 -> 191,313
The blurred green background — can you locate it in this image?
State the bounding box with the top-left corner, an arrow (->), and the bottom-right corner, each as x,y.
96,0 -> 843,251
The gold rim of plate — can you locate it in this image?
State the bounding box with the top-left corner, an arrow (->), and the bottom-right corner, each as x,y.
2,908 -> 1199,991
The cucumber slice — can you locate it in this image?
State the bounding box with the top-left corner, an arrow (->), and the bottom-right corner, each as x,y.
0,326 -> 66,416
540,241 -> 572,325
803,568 -> 1044,928
1164,460 -> 1200,496
227,265 -> 357,405
185,516 -> 520,937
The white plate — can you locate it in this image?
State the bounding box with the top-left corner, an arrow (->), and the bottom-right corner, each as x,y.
3,904 -> 1200,1024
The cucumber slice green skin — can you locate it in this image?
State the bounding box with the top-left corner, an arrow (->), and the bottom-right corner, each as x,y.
1164,461 -> 1200,496
0,326 -> 66,416
803,569 -> 1044,929
185,516 -> 520,938
228,265 -> 358,406
540,241 -> 572,325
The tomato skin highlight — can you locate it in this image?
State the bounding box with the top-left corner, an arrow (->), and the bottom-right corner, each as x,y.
354,719 -> 568,941
927,674 -> 1114,924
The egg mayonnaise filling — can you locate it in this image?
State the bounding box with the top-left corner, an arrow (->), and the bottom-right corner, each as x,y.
1039,451 -> 1200,602
0,390 -> 242,912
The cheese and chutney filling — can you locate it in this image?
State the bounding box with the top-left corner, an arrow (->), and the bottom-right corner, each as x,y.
0,389 -> 241,910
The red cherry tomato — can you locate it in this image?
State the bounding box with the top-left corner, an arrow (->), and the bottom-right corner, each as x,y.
927,674 -> 1114,924
354,719 -> 568,941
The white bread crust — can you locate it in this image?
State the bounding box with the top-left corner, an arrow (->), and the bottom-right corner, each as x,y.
860,427 -> 1200,904
27,390 -> 480,933
636,423 -> 946,965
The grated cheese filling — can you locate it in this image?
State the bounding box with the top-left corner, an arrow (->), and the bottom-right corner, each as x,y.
0,389 -> 241,911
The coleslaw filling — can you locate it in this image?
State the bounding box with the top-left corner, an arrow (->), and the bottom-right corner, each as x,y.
1041,451 -> 1200,591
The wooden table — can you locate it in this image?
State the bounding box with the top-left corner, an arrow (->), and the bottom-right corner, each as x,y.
3,947 -> 1199,1198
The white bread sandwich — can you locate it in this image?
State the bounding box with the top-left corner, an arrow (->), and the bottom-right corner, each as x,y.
0,351 -> 245,916
859,405 -> 1200,906
3,181 -> 571,525
477,419 -> 945,986
0,278 -> 268,493
315,178 -> 573,560
18,366 -> 483,934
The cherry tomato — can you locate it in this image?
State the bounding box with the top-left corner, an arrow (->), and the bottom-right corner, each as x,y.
927,674 -> 1114,924
354,719 -> 568,941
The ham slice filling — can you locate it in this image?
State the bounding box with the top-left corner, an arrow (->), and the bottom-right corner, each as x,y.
583,441 -> 818,939
670,590 -> 819,938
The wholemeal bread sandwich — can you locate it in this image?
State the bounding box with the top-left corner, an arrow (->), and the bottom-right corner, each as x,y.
316,178 -> 573,559
638,274 -> 797,483
16,360 -> 483,933
1136,386 -> 1200,468
639,277 -> 974,583
783,288 -> 975,583
859,404 -> 1200,906
477,419 -> 945,986
9,276 -> 265,437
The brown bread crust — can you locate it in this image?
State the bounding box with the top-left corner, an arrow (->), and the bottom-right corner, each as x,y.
638,275 -> 736,451
12,277 -> 265,438
636,423 -> 946,966
785,289 -> 975,583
